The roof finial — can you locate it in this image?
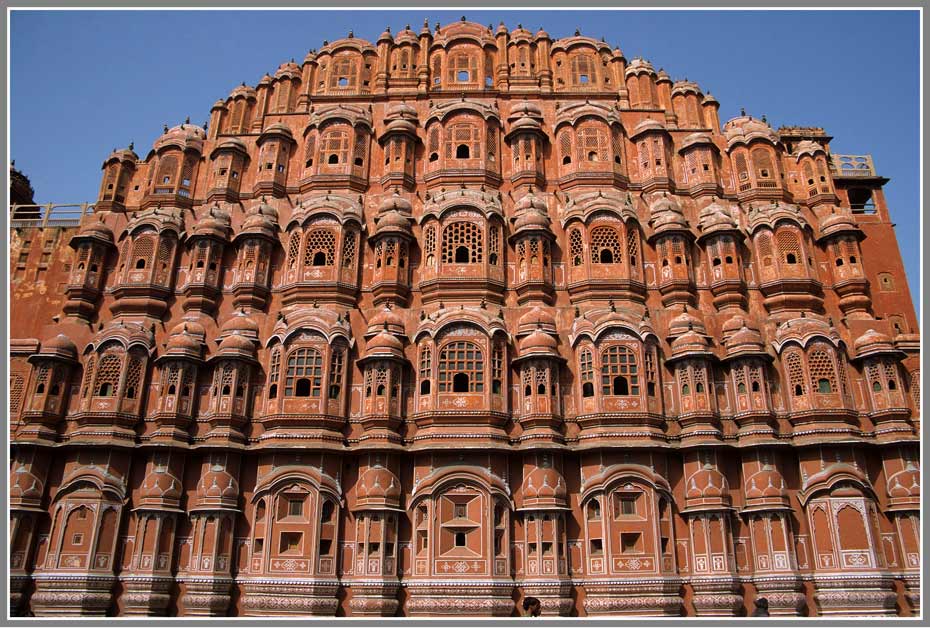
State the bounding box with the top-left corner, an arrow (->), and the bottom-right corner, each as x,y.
128,141 -> 134,150
740,107 -> 746,116
184,116 -> 190,124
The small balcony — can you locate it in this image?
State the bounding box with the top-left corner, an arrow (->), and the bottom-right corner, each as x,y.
830,154 -> 877,178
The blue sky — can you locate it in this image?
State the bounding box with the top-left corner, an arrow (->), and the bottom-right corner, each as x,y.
10,10 -> 920,305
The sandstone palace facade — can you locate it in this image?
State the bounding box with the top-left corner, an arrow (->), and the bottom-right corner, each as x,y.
8,18 -> 921,617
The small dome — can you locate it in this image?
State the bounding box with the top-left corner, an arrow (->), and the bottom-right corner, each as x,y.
165,323 -> 204,358
668,306 -> 706,337
655,69 -> 671,82
191,205 -> 232,240
366,329 -> 404,356
220,309 -> 260,340
887,463 -> 919,504
726,323 -> 766,357
512,192 -> 551,234
356,466 -> 402,510
744,465 -> 790,509
510,100 -> 543,118
75,215 -> 114,244
702,93 -> 719,106
230,83 -> 257,100
522,466 -> 568,509
630,118 -> 666,138
649,195 -> 690,235
721,314 -> 748,338
41,334 -> 78,360
686,464 -> 730,504
368,304 -> 406,337
274,60 -> 301,80
384,117 -> 418,135
723,115 -> 779,147
518,328 -> 558,356
853,328 -> 896,359
155,122 -> 206,153
377,190 -> 413,214
217,333 -> 256,359
211,137 -> 249,157
139,467 -> 183,505
385,101 -> 418,120
10,464 -> 44,504
517,306 -> 557,336
240,200 -> 280,239
258,73 -> 273,87
169,318 -> 205,339
697,199 -> 739,235
535,27 -> 550,40
625,57 -> 656,77
378,27 -> 394,42
794,139 -> 826,161
195,463 -> 239,508
671,79 -> 701,97
259,123 -> 294,143
671,329 -> 710,357
819,208 -> 860,240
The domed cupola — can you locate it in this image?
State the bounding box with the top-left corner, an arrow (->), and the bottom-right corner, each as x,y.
370,190 -> 415,306
355,465 -> 403,511
521,465 -> 568,510
671,79 -> 705,129
793,139 -> 836,206
146,121 -> 205,209
850,329 -> 909,429
743,464 -> 790,511
684,462 -> 731,512
513,319 -> 565,443
19,334 -> 80,443
366,302 -> 406,339
816,207 -> 870,319
151,321 -> 205,445
697,198 -> 747,311
380,103 -> 421,190
647,194 -> 696,307
724,114 -> 784,202
358,322 -> 409,441
202,312 -> 260,448
506,100 -> 547,188
207,137 -> 250,202
232,198 -> 280,311
254,122 -> 297,198
64,215 -> 116,320
181,205 -> 232,315
510,189 -> 556,304
517,305 -> 558,337
97,143 -> 139,212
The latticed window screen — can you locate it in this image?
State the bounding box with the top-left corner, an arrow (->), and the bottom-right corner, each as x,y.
577,126 -> 609,162
751,147 -> 774,178
446,53 -> 477,84
445,122 -> 480,159
808,346 -> 837,393
232,100 -> 246,131
492,344 -> 503,391
155,238 -> 174,284
639,141 -> 650,174
81,356 -> 96,398
95,354 -> 123,396
535,367 -> 549,395
352,132 -> 367,167
644,348 -> 656,392
757,232 -> 774,264
627,229 -> 640,266
384,240 -> 397,266
442,222 -> 483,263
734,153 -> 749,181
580,349 -> 594,383
269,348 -> 281,385
329,57 -> 357,88
611,127 -> 624,163
600,345 -> 639,396
285,348 -> 323,397
321,129 -> 350,165
488,225 -> 500,264
180,158 -> 195,189
10,374 -> 24,414
882,361 -> 899,389
424,226 -> 436,258
486,124 -> 497,161
428,128 -> 440,155
432,55 -> 442,84
910,371 -> 920,408
438,341 -> 484,392
329,347 -> 344,398
131,235 -> 155,270
342,231 -> 357,268
590,226 -> 622,264
785,351 -> 806,395
569,229 -> 584,266
570,54 -> 595,86
419,344 -> 432,384
33,365 -> 50,392
775,230 -> 801,264
652,139 -> 663,168
304,134 -> 316,167
304,229 -> 336,266
156,155 -> 178,187
559,131 -> 573,164
286,232 -> 301,268
124,356 -> 144,399
866,362 -> 882,390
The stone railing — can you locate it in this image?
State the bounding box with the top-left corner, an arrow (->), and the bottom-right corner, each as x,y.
829,154 -> 877,177
10,202 -> 95,229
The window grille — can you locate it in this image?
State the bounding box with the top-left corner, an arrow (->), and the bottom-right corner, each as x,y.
438,341 -> 484,393
285,348 -> 323,397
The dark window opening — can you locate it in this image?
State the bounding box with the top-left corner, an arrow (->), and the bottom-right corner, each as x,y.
36,383 -> 45,394
312,251 -> 327,266
682,383 -> 690,395
600,249 -> 614,264
888,379 -> 897,390
295,378 -> 311,397
135,258 -> 146,269
872,380 -> 882,392
492,379 -> 502,394
725,256 -> 733,264
562,155 -> 572,165
455,246 -> 470,263
525,385 -> 532,397
453,373 -> 470,393
269,384 -> 277,399
327,153 -> 339,165
354,157 -> 363,166
126,386 -> 136,399
794,384 -> 803,396
587,151 -> 598,162
455,144 -> 470,159
786,253 -> 797,264
376,384 -> 386,396
420,380 -> 431,395
537,383 -> 546,395
455,532 -> 466,546
712,258 -> 721,266
167,384 -> 176,395
817,378 -> 832,394
647,381 -> 656,396
695,382 -> 704,393
835,258 -> 844,267
222,384 -> 230,395
612,376 -> 629,396
329,384 -> 341,399
737,382 -> 746,394
751,381 -> 760,392
429,152 -> 438,162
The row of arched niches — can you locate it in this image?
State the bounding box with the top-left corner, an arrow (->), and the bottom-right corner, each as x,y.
15,189 -> 918,448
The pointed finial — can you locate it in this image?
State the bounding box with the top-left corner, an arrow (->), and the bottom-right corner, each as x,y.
575,28 -> 580,36
609,299 -> 616,312
128,141 -> 134,150
184,116 -> 190,124
740,107 -> 746,116
348,30 -> 354,38
163,123 -> 169,133
461,15 -> 466,22
762,114 -> 767,123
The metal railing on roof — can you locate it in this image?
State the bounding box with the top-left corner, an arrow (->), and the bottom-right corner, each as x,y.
10,203 -> 95,229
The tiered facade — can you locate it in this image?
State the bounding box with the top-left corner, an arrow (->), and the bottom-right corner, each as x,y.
9,18 -> 920,617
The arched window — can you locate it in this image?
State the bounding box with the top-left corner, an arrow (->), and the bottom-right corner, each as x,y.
285,348 -> 323,397
442,221 -> 483,264
578,125 -> 609,163
438,341 -> 483,393
418,344 -> 432,396
808,346 -> 838,395
304,228 -> 336,267
601,345 -> 639,396
94,353 -> 122,397
590,226 -> 621,265
447,53 -> 478,85
328,56 -> 358,90
734,152 -> 749,183
445,121 -> 480,161
559,130 -> 573,165
776,230 -> 801,266
321,128 -> 350,166
785,350 -> 805,397
570,54 -> 596,86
